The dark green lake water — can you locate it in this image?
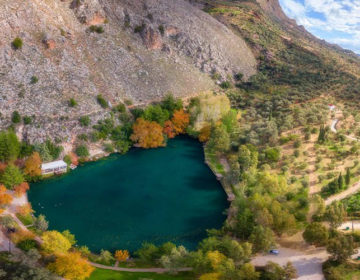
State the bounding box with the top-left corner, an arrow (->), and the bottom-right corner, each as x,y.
29,136 -> 228,252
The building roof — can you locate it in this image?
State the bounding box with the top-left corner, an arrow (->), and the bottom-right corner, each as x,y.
41,160 -> 67,170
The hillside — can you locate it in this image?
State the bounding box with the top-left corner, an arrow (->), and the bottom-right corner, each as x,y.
1,0 -> 360,144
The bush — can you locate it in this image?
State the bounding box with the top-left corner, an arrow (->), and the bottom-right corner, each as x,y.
12,111 -> 21,124
158,25 -> 165,35
17,239 -> 37,251
265,147 -> 280,162
12,37 -> 23,49
89,25 -> 104,33
68,98 -> 77,107
23,116 -> 32,125
134,23 -> 146,33
75,145 -> 89,158
293,139 -> 302,148
97,94 -> 108,108
30,76 -> 38,84
220,81 -> 232,89
79,116 -> 91,127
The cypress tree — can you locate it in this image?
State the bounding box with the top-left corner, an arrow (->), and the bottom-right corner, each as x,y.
345,168 -> 351,185
338,173 -> 344,190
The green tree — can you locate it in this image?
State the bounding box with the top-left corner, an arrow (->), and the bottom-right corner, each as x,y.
249,225 -> 275,253
143,105 -> 170,126
221,109 -> 238,135
325,202 -> 347,229
1,164 -> 23,189
327,233 -> 355,263
96,250 -> 115,265
79,116 -> 91,127
97,94 -> 108,108
208,124 -> 230,153
75,145 -> 89,158
303,222 -> 328,247
237,263 -> 260,280
338,173 -> 344,189
0,131 -> 21,162
160,94 -> 183,116
345,168 -> 351,185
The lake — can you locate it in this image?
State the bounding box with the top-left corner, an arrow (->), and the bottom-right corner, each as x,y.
28,136 -> 229,252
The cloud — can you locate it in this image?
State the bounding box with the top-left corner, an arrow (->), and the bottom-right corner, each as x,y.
279,0 -> 360,53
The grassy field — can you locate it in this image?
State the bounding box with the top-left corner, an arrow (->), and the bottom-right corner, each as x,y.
88,269 -> 195,280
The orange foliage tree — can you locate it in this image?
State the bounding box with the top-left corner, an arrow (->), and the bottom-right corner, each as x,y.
49,252 -> 94,280
163,120 -> 176,139
14,182 -> 30,197
171,109 -> 190,134
199,125 -> 211,143
115,250 -> 130,262
0,185 -> 12,206
24,152 -> 42,177
130,118 -> 164,148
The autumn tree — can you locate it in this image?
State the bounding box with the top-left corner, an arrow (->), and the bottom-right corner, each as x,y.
171,109 -> 190,134
16,203 -> 33,216
14,182 -> 30,197
115,250 -> 130,262
1,164 -> 24,189
163,120 -> 176,139
24,152 -> 42,177
49,252 -> 94,280
130,118 -> 164,148
199,125 -> 211,142
42,231 -> 71,254
0,185 -> 13,207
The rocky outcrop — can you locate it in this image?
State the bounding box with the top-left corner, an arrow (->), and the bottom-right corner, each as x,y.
0,0 -> 256,142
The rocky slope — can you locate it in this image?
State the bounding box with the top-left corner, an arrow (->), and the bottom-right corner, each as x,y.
0,0 -> 257,142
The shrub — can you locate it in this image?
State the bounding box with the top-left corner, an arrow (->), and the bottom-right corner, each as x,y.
30,76 -> 38,84
265,147 -> 280,162
158,25 -> 165,36
12,111 -> 21,124
293,139 -> 302,148
75,145 -> 89,158
97,94 -> 108,108
134,23 -> 146,33
17,239 -> 37,251
220,81 -> 231,89
12,37 -> 23,49
89,25 -> 104,34
68,98 -> 77,107
79,116 -> 90,127
23,116 -> 32,125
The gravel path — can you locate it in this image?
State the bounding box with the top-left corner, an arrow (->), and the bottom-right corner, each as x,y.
90,262 -> 192,273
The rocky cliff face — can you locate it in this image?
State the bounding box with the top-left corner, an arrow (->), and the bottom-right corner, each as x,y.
0,0 -> 257,142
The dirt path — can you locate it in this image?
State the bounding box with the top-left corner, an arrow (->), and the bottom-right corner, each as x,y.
90,262 -> 192,273
325,181 -> 360,206
252,247 -> 329,280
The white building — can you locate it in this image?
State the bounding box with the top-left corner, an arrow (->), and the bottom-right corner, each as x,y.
41,160 -> 68,175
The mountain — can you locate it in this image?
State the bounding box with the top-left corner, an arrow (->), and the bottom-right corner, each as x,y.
1,0 -> 360,143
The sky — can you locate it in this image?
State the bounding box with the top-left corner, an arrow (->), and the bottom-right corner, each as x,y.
279,0 -> 360,53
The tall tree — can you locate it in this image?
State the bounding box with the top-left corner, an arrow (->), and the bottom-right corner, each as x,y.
171,109 -> 190,134
345,168 -> 351,185
327,233 -> 355,263
0,131 -> 20,162
1,164 -> 24,189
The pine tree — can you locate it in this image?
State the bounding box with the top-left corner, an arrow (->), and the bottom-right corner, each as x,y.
1,164 -> 24,189
345,168 -> 351,185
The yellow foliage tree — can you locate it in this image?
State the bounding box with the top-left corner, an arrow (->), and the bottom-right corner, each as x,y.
16,203 -> 33,216
24,152 -> 42,177
49,252 -> 94,280
199,272 -> 221,280
115,250 -> 130,262
42,231 -> 71,254
130,118 -> 165,148
207,250 -> 226,270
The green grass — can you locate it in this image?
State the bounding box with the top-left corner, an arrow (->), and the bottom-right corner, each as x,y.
88,269 -> 195,280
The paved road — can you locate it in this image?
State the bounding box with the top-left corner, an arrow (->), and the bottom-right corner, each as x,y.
252,247 -> 329,280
